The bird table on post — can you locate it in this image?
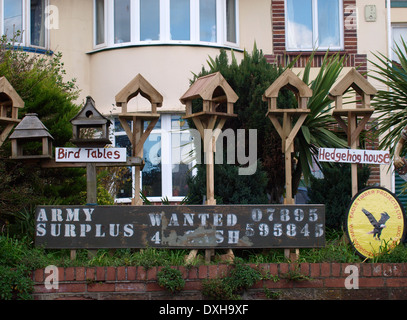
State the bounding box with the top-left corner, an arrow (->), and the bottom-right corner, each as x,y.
180,72 -> 238,263
263,69 -> 312,261
115,74 -> 163,205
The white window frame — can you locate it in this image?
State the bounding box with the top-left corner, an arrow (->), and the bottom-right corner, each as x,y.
1,0 -> 49,49
93,0 -> 239,50
114,114 -> 195,204
284,0 -> 344,51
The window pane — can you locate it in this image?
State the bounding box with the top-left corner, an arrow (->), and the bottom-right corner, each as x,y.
171,116 -> 192,197
200,0 -> 216,42
286,0 -> 313,49
114,0 -> 130,43
226,0 -> 236,43
393,26 -> 407,63
142,133 -> 162,197
318,0 -> 340,48
170,0 -> 190,40
4,0 -> 23,41
95,0 -> 105,45
31,0 -> 46,47
140,0 -> 160,41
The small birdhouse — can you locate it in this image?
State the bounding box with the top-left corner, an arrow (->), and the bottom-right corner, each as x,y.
180,72 -> 238,120
70,96 -> 112,148
9,113 -> 54,159
0,77 -> 24,147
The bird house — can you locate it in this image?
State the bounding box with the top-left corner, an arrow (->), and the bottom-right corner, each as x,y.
9,113 -> 54,159
180,72 -> 238,121
329,68 -> 377,197
0,77 -> 24,147
70,96 -> 112,148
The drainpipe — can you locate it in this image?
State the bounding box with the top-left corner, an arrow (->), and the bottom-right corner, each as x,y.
387,0 -> 392,59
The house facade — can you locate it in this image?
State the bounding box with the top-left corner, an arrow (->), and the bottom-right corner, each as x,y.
5,0 -> 407,203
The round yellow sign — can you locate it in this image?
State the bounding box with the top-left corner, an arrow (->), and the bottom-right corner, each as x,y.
346,187 -> 406,259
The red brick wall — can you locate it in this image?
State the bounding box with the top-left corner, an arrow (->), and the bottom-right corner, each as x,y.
32,263 -> 407,300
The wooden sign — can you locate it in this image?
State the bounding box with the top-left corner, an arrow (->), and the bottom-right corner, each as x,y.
35,205 -> 325,249
55,147 -> 127,162
318,148 -> 390,165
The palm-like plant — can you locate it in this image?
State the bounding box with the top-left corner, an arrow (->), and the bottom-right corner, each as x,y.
369,38 -> 407,156
293,52 -> 348,190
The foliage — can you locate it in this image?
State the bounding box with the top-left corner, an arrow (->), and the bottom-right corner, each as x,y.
370,38 -> 407,155
157,266 -> 185,293
202,259 -> 261,300
186,45 -> 349,203
186,160 -> 269,204
0,265 -> 33,300
0,34 -> 85,230
307,164 -> 370,229
294,52 -> 349,189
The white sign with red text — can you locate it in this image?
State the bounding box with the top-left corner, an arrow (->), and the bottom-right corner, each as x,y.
318,148 -> 390,165
55,147 -> 127,162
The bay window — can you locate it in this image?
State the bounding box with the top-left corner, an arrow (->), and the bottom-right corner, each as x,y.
94,0 -> 239,49
2,0 -> 48,48
114,114 -> 195,203
285,0 -> 343,51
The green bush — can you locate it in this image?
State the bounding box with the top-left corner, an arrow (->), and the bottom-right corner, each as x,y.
157,266 -> 185,293
202,259 -> 261,300
307,164 -> 370,230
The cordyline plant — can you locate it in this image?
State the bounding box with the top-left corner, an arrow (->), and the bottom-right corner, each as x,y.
369,38 -> 407,157
292,51 -> 349,191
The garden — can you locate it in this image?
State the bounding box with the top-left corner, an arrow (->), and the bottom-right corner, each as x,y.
2,35 -> 407,299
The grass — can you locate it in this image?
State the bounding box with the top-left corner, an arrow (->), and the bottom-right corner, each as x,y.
3,229 -> 407,272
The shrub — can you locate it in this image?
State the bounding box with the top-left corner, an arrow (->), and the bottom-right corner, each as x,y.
307,163 -> 370,230
157,266 -> 185,293
202,259 -> 261,300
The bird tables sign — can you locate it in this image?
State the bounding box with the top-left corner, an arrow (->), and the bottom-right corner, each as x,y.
115,74 -> 163,205
346,187 -> 406,259
329,68 -> 377,197
0,77 -> 24,147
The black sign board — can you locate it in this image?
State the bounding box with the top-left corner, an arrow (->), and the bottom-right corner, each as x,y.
35,205 -> 325,249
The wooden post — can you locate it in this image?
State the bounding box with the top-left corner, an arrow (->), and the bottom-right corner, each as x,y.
263,69 -> 313,262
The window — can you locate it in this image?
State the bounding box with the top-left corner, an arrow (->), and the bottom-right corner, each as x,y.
94,0 -> 239,49
95,0 -> 105,46
200,0 -> 216,42
1,0 -> 48,48
170,0 -> 190,41
140,0 -> 160,41
114,0 -> 130,43
392,24 -> 407,63
114,114 -> 194,203
30,0 -> 46,47
4,0 -> 23,41
285,0 -> 343,51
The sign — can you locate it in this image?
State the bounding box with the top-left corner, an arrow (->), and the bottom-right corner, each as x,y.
55,147 -> 127,162
318,148 -> 390,165
346,187 -> 406,259
34,205 -> 325,249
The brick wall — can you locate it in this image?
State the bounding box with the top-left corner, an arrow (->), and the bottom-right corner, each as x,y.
32,262 -> 407,300
266,0 -> 367,71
